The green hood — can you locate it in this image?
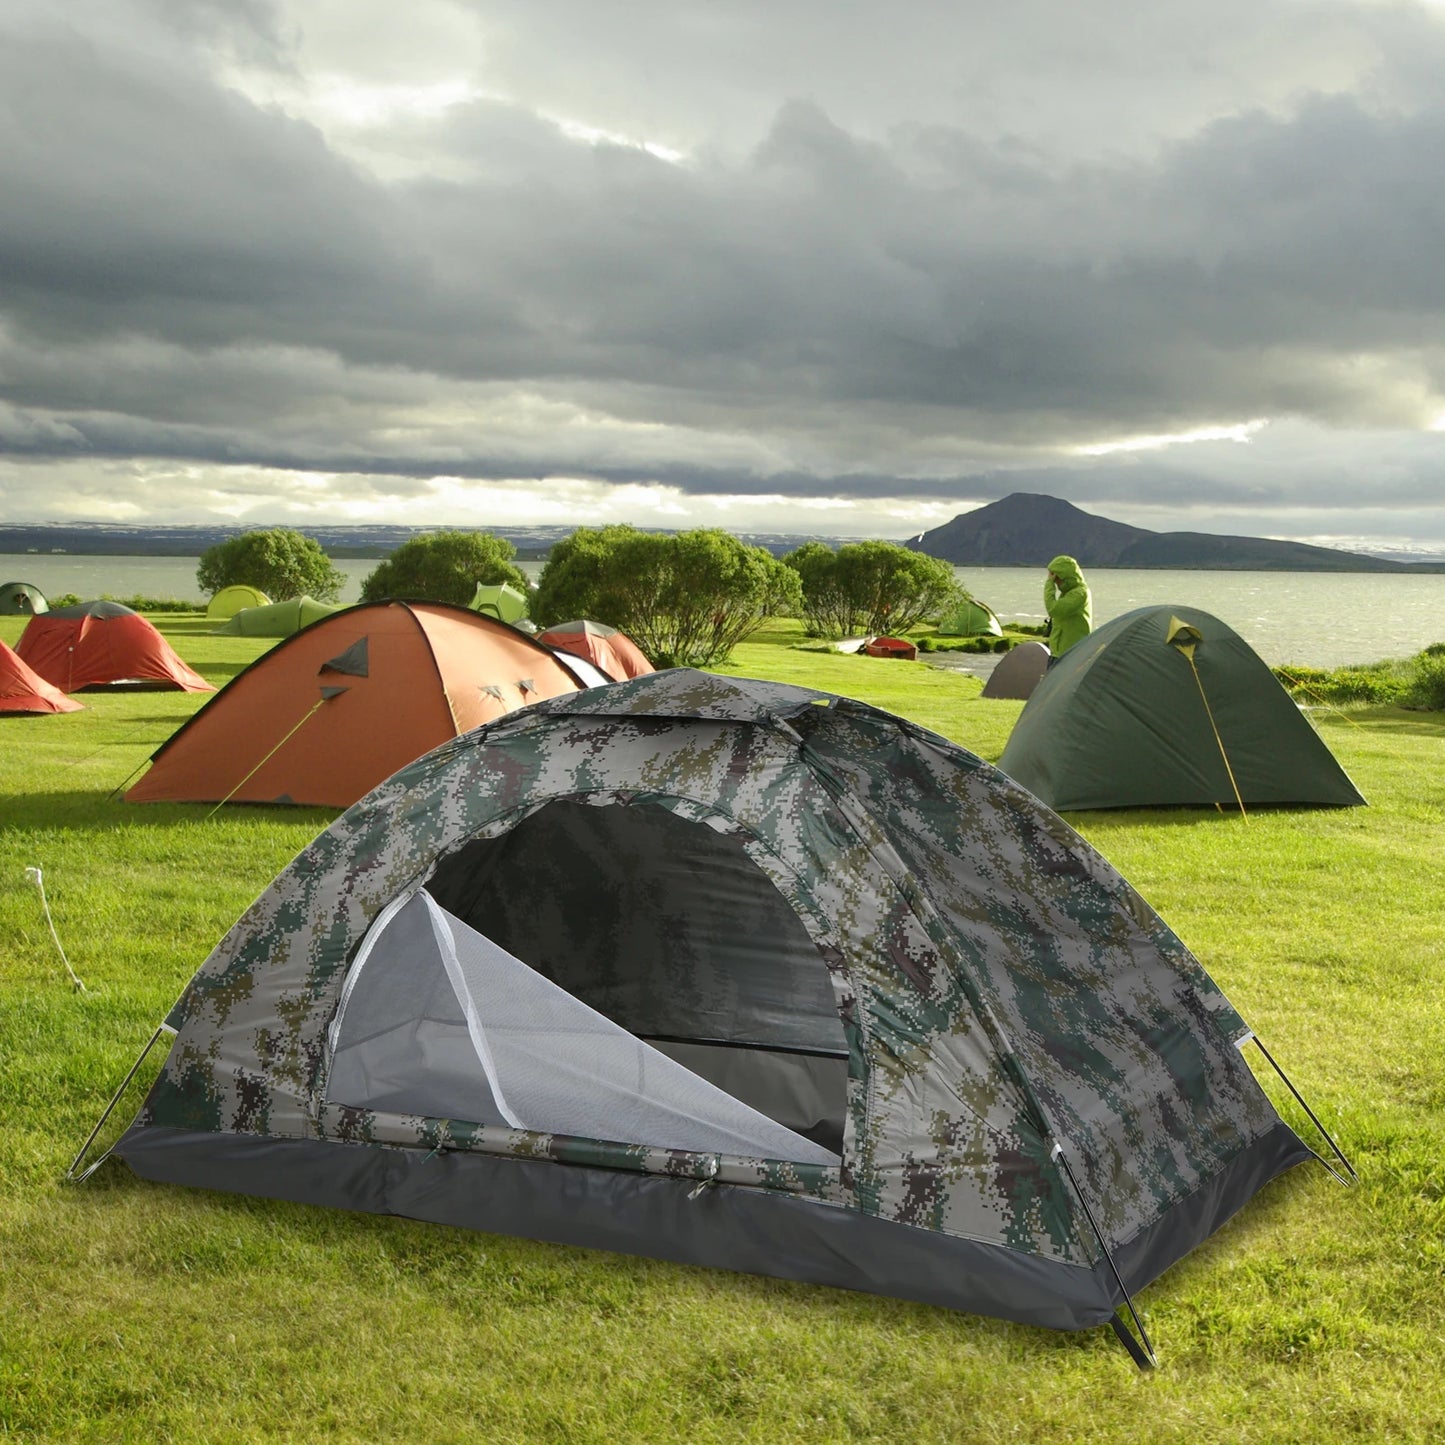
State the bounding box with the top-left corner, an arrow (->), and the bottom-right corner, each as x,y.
1047,556 -> 1085,590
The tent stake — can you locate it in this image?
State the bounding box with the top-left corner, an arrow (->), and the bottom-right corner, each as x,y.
1251,1035 -> 1357,1185
65,1024 -> 169,1185
1053,1143 -> 1156,1370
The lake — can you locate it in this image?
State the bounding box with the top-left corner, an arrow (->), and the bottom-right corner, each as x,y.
2,553 -> 1440,669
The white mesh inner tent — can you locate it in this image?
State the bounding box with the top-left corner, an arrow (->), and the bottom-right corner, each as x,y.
326,891 -> 839,1165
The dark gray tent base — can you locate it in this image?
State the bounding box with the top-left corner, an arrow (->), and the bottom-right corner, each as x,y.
116,1119 -> 1310,1344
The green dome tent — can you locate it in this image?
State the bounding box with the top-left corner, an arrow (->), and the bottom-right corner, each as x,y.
205,584 -> 270,621
937,597 -> 1002,637
213,596 -> 343,637
72,669 -> 1344,1362
469,582 -> 528,624
997,605 -> 1366,812
0,581 -> 49,616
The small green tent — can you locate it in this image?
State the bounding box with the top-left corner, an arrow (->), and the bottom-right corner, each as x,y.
997,605 -> 1365,812
470,582 -> 528,624
938,597 -> 1002,637
0,581 -> 49,616
206,585 -> 270,621
213,596 -> 343,637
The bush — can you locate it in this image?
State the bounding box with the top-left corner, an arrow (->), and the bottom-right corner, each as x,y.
917,635 -> 1021,656
1401,654 -> 1445,711
783,541 -> 961,639
197,529 -> 344,603
1272,662 -> 1411,707
24,593 -> 198,612
359,531 -> 527,607
118,594 -> 201,613
534,526 -> 801,667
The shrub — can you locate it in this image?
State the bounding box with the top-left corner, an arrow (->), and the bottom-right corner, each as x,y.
1401,654 -> 1445,711
783,541 -> 961,639
1272,662 -> 1411,707
534,526 -> 801,668
360,531 -> 527,607
116,595 -> 200,613
197,529 -> 344,603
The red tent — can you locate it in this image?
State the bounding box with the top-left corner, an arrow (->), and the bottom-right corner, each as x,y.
17,602 -> 213,693
126,601 -> 590,809
536,619 -> 654,681
0,639 -> 84,715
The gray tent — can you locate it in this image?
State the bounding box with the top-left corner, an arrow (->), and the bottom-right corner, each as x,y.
981,640 -> 1051,700
73,670 -> 1345,1362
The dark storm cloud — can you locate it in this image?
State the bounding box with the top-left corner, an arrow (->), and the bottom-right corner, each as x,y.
0,24 -> 430,350
2,0 -> 1445,530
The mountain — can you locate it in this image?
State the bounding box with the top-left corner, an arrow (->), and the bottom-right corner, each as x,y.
909,494 -> 1437,572
0,521 -> 854,561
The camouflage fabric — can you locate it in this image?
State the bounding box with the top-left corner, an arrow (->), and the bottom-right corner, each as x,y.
138,668 -> 1286,1268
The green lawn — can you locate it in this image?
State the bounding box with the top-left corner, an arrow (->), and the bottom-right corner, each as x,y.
2,614 -> 1443,1442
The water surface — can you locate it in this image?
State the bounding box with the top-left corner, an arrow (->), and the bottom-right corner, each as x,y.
2,554 -> 1439,669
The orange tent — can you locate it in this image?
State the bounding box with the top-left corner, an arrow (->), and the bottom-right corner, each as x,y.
536,619 -> 654,681
17,602 -> 213,693
126,600 -> 588,809
0,638 -> 84,715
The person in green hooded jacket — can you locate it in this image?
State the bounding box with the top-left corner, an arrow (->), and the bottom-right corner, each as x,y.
1043,555 -> 1092,661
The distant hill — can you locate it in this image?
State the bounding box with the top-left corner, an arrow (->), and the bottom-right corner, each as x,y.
0,521 -> 853,561
909,493 -> 1441,572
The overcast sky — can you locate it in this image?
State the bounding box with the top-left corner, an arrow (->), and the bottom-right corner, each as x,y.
4,0 -> 1445,549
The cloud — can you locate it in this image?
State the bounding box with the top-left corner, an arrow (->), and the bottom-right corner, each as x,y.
2,0 -> 1445,540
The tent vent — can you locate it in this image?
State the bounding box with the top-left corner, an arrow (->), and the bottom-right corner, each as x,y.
320,639 -> 369,678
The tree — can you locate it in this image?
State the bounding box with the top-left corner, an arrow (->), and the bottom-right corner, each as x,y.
533,526 -> 801,668
197,528 -> 345,603
527,524 -> 642,630
359,531 -> 529,606
782,540 -> 855,638
784,540 -> 963,638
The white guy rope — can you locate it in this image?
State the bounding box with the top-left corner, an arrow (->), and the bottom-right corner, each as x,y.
25,866 -> 86,992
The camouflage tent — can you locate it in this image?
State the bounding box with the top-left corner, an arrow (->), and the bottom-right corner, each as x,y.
79,670 -> 1334,1360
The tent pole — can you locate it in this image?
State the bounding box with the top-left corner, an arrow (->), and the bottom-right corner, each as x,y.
64,1024 -> 169,1185
1251,1035 -> 1357,1185
1053,1143 -> 1156,1370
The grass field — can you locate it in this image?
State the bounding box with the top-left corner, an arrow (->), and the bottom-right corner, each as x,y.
2,613 -> 1443,1443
